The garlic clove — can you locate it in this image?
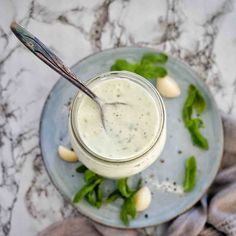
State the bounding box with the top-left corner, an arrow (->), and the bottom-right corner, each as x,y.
156,75 -> 181,98
134,186 -> 152,212
58,145 -> 78,162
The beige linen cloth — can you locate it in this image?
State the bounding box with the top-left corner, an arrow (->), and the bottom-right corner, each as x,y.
38,115 -> 236,236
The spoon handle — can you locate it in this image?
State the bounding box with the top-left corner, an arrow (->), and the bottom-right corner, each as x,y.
10,22 -> 96,100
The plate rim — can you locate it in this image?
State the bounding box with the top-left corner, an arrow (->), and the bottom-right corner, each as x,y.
39,46 -> 224,229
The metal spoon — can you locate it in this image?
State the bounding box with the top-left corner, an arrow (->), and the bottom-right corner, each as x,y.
10,22 -> 126,128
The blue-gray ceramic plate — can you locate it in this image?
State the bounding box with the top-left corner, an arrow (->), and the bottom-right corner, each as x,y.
40,47 -> 223,228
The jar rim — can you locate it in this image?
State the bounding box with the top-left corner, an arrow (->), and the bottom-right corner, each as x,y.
70,71 -> 166,163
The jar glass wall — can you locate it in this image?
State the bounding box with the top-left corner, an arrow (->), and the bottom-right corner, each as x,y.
69,71 -> 166,179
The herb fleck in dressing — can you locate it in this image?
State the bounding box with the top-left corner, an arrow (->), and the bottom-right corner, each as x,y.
77,78 -> 160,161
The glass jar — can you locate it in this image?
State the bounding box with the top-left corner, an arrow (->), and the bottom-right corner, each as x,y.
69,71 -> 166,179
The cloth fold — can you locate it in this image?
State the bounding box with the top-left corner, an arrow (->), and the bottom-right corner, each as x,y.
38,115 -> 236,236
167,197 -> 207,236
208,181 -> 236,235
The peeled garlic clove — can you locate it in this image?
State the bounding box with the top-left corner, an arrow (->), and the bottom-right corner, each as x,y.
156,75 -> 181,98
134,186 -> 151,212
58,145 -> 78,162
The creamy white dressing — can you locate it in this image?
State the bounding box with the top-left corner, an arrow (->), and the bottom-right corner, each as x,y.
76,77 -> 160,161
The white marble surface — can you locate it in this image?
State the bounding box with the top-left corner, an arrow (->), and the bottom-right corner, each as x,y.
0,0 -> 236,235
